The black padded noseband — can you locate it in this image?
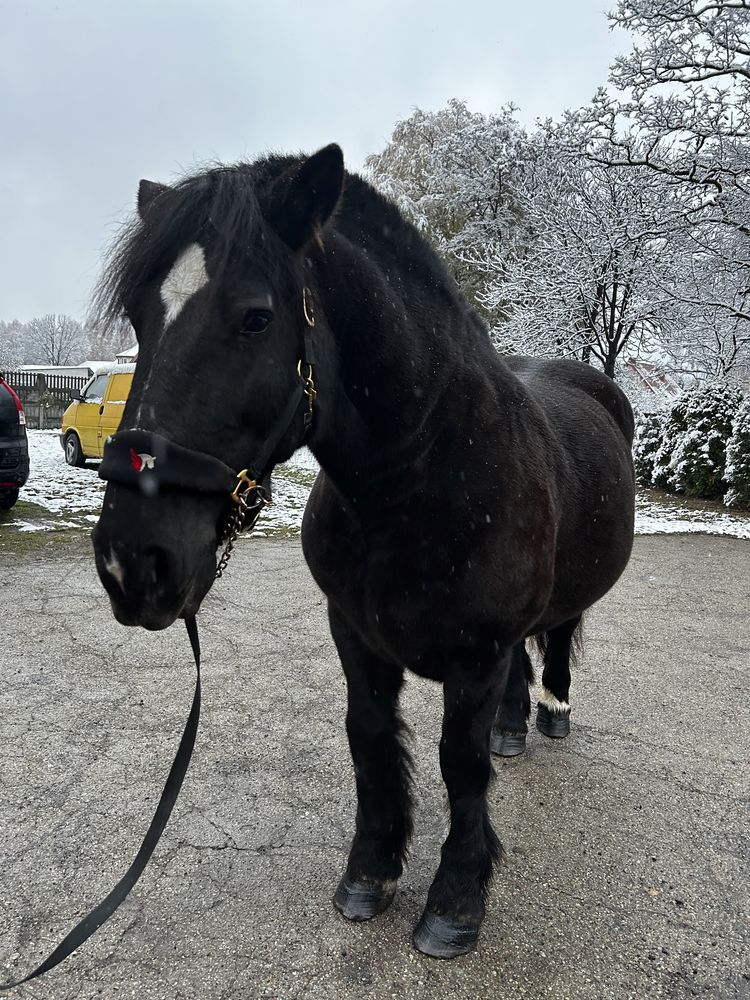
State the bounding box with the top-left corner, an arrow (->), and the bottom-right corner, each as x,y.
99,428 -> 240,496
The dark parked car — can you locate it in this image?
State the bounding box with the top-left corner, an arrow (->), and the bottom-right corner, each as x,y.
0,377 -> 30,510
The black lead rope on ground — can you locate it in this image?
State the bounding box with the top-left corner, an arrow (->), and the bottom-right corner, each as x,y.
0,617 -> 202,992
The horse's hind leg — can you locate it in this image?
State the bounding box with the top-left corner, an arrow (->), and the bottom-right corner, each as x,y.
413,646 -> 507,959
328,606 -> 413,922
536,615 -> 582,739
490,641 -> 533,757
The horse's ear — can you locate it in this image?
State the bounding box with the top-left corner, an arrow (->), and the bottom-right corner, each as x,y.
269,144 -> 344,249
137,179 -> 169,219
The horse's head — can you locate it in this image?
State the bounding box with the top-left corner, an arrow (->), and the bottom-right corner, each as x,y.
92,145 -> 344,630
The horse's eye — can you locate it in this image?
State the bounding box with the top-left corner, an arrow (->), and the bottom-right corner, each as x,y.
240,309 -> 272,336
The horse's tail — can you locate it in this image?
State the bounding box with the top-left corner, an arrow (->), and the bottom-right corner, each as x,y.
532,613 -> 584,668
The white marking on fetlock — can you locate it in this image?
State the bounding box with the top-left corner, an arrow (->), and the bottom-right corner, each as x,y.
160,243 -> 209,327
539,687 -> 570,714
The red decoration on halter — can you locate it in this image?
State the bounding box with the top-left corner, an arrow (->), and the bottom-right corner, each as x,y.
129,448 -> 156,473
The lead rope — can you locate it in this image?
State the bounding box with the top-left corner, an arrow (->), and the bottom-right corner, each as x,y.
1,285 -> 317,990
1,482 -> 271,990
0,618 -> 202,992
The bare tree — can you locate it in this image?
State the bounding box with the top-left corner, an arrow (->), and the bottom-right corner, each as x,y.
84,314 -> 135,360
576,0 -> 750,373
25,314 -> 86,366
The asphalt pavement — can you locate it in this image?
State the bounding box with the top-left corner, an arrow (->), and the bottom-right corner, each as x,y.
0,533 -> 748,1000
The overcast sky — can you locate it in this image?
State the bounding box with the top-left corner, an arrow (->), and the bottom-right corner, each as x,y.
0,0 -> 627,324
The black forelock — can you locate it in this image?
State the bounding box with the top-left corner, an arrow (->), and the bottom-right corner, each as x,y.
92,156 -> 306,326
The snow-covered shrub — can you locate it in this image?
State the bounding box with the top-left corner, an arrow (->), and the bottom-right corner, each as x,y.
666,384 -> 743,499
633,411 -> 665,486
650,397 -> 688,489
725,398 -> 750,509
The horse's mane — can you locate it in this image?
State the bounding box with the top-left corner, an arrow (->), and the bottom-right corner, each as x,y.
92,157 -> 305,326
92,153 -> 459,330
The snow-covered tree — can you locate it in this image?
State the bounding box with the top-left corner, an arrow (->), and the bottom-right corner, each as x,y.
365,3 -> 750,382
651,394 -> 690,488
633,410 -> 665,484
578,0 -> 750,378
0,319 -> 27,371
85,314 -> 135,360
366,100 -> 529,322
602,0 -> 750,191
725,397 -> 750,508
25,314 -> 86,366
481,120 -> 681,376
656,256 -> 750,381
655,384 -> 743,497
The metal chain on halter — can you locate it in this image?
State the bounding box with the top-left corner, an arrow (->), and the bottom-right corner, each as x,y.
215,485 -> 269,579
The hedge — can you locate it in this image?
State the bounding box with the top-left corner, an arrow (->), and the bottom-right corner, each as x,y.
633,384 -> 749,508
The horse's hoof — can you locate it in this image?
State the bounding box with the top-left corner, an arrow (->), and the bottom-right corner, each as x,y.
536,702 -> 570,739
490,729 -> 527,757
333,874 -> 397,921
412,909 -> 480,959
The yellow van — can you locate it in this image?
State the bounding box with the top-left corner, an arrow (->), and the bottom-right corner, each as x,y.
60,364 -> 135,466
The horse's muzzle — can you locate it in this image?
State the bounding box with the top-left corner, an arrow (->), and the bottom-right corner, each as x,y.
92,485 -> 221,630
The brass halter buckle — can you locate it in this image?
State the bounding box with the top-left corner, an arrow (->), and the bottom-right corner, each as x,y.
230,469 -> 258,505
296,360 -> 317,424
299,285 -> 316,426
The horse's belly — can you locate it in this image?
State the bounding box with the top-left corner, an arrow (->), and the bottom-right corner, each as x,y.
540,463 -> 636,629
302,476 -> 556,670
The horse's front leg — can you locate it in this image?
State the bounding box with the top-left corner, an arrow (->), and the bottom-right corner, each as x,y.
329,605 -> 413,921
414,647 -> 508,959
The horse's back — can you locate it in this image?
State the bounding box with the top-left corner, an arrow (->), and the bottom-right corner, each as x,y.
503,356 -> 635,446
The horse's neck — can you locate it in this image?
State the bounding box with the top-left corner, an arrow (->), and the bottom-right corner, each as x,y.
307,230 -> 499,503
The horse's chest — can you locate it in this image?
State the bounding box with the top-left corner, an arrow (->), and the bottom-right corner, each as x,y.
304,517 -> 448,665
360,557 -> 458,667
303,514 -> 526,675
365,576 -> 472,680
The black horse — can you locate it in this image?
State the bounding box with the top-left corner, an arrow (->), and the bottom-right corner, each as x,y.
92,144 -> 635,959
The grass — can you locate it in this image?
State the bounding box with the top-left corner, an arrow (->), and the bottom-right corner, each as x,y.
0,499 -> 90,558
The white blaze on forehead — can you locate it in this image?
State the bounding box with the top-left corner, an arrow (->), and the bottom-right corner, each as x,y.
160,243 -> 209,326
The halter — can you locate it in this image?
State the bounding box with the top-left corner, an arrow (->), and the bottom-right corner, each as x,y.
97,285 -> 318,574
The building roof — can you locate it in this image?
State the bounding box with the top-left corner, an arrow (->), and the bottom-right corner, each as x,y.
116,343 -> 138,360
623,358 -> 681,398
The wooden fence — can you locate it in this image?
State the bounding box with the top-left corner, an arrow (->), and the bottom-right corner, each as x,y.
1,371 -> 88,430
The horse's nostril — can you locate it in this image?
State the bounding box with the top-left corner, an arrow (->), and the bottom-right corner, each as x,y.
143,545 -> 172,590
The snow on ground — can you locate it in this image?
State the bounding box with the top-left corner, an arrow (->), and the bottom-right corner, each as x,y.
2,430 -> 749,539
20,431 -> 103,529
636,489 -> 750,538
